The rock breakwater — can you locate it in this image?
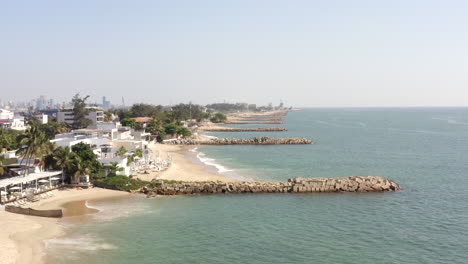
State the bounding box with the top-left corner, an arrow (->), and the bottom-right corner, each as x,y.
167,136 -> 313,145
199,127 -> 288,132
225,121 -> 284,124
142,176 -> 401,196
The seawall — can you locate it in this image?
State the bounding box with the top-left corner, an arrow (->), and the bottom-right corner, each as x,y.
5,205 -> 63,218
224,121 -> 284,124
142,176 -> 401,196
167,136 -> 313,145
199,127 -> 288,132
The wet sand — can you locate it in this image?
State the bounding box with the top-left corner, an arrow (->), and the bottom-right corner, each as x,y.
134,143 -> 237,183
0,188 -> 129,264
1,142 -> 236,264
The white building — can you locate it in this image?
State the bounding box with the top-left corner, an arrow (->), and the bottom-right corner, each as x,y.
57,107 -> 104,126
50,122 -> 152,177
0,109 -> 13,120
35,113 -> 48,124
0,109 -> 26,131
50,129 -> 111,149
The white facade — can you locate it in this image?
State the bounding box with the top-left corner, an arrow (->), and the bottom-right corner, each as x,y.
100,157 -> 130,176
0,109 -> 26,131
57,107 -> 104,126
50,122 -> 150,178
35,113 -> 48,124
56,109 -> 74,125
51,132 -> 111,149
0,109 -> 14,120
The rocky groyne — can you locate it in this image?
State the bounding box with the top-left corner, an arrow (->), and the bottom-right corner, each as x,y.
199,127 -> 288,132
224,121 -> 284,124
167,136 -> 313,145
142,176 -> 401,196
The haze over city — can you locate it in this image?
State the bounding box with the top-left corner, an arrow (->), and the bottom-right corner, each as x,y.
2,0 -> 468,107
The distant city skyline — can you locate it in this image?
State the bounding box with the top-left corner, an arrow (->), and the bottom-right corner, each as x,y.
2,1 -> 468,107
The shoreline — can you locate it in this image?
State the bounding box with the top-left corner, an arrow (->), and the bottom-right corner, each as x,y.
1,188 -> 130,264
135,143 -> 238,183
2,142 -> 235,264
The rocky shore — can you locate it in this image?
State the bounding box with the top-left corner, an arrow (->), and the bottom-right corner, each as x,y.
199,127 -> 287,132
142,176 -> 401,196
167,136 -> 313,145
224,121 -> 284,124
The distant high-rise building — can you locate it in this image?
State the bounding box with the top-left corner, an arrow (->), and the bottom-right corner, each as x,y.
48,99 -> 55,109
36,95 -> 47,110
102,96 -> 110,109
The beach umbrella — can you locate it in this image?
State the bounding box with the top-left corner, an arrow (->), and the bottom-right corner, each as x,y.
50,177 -> 61,181
38,179 -> 49,183
9,186 -> 21,190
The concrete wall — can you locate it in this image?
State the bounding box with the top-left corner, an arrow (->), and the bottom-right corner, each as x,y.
5,205 -> 63,218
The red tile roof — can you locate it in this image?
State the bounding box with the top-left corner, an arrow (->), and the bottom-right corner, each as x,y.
133,117 -> 153,123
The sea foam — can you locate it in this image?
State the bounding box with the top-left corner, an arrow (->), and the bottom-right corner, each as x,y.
196,150 -> 233,173
46,234 -> 116,251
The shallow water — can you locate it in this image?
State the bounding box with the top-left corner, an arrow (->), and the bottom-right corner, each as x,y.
46,108 -> 468,264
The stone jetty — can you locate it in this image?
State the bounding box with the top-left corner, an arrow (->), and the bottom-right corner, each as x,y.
230,117 -> 285,121
141,176 -> 401,196
225,121 -> 284,124
199,127 -> 287,132
167,136 -> 313,145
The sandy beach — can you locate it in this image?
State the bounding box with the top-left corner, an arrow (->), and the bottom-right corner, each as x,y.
0,143 -> 235,264
135,143 -> 237,183
0,188 -> 129,264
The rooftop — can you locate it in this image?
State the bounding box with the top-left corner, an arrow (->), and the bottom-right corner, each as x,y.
0,171 -> 62,188
133,117 -> 153,123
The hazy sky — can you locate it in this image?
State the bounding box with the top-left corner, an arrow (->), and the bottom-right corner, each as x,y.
1,0 -> 468,107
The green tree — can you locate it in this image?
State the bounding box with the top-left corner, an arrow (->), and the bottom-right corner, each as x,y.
0,155 -> 4,175
107,161 -> 124,177
145,118 -> 166,138
38,122 -> 71,139
72,93 -> 91,129
111,108 -> 132,120
130,104 -> 163,117
210,112 -> 227,123
164,123 -> 178,135
120,118 -> 142,129
72,156 -> 91,184
176,126 -> 192,137
71,142 -> 101,174
37,140 -> 55,170
104,111 -> 113,122
134,148 -> 143,158
116,146 -> 127,157
0,129 -> 22,150
53,146 -> 75,184
171,103 -> 204,121
16,125 -> 50,175
199,112 -> 212,122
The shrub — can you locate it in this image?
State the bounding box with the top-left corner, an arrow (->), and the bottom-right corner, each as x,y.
94,175 -> 149,191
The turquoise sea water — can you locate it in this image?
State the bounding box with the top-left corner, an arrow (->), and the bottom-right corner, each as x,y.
46,108 -> 468,264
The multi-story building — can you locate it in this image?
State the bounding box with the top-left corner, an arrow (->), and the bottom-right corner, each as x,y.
57,107 -> 104,126
0,109 -> 26,131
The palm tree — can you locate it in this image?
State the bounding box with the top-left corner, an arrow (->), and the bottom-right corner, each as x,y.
0,155 -> 5,175
37,141 -> 55,171
116,146 -> 127,157
107,161 -> 123,177
73,156 -> 91,185
16,125 -> 50,175
53,146 -> 75,184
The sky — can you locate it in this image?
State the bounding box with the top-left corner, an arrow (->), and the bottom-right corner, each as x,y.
1,0 -> 468,107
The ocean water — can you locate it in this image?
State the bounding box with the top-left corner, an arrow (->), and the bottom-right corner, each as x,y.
46,108 -> 468,264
